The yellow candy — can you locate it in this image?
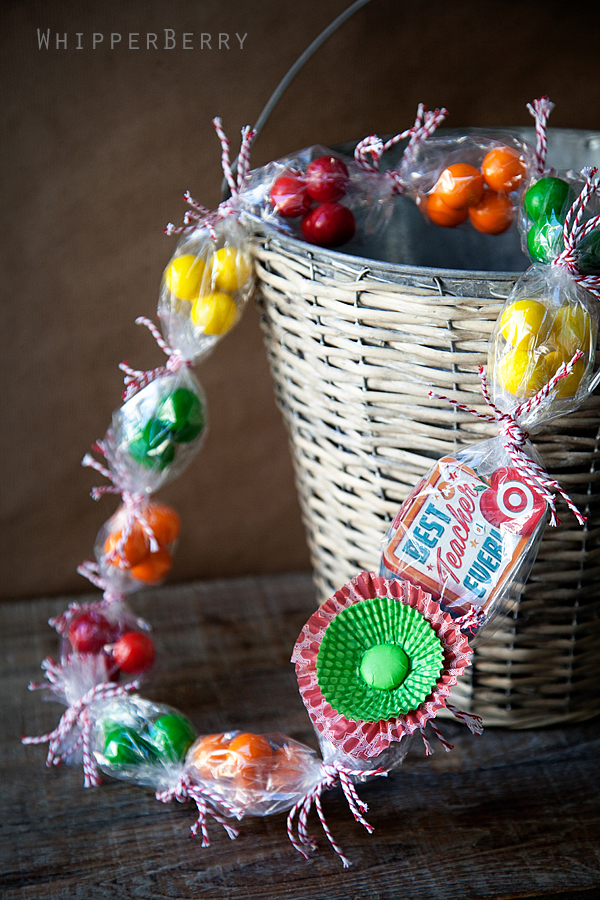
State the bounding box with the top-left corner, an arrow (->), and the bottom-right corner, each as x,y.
549,305 -> 592,357
208,248 -> 252,293
498,299 -> 550,350
496,348 -> 550,397
544,350 -> 587,399
164,255 -> 206,302
191,292 -> 237,336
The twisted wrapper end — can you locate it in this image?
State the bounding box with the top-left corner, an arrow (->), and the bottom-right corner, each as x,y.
156,773 -> 240,847
22,678 -> 140,787
286,762 -> 386,867
429,355 -> 587,529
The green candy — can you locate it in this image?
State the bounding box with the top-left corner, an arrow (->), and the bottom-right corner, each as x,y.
578,230 -> 600,276
128,418 -> 176,470
157,388 -> 205,444
360,644 -> 411,691
103,723 -> 158,766
146,714 -> 196,762
524,176 -> 570,223
527,219 -> 564,263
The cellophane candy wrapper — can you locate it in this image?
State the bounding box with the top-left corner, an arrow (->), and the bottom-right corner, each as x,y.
185,730 -> 324,818
159,217 -> 254,364
403,132 -> 534,235
317,731 -> 410,780
521,171 -> 600,272
105,368 -> 207,494
93,500 -> 181,593
380,438 -> 548,636
59,599 -> 155,681
92,695 -> 197,791
488,264 -> 599,428
236,145 -> 393,249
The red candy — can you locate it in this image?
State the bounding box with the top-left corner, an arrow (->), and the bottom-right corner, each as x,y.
112,632 -> 156,674
301,202 -> 355,248
305,156 -> 349,203
68,611 -> 118,654
270,175 -> 312,217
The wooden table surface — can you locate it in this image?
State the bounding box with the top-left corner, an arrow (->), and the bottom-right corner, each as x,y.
2,572 -> 600,900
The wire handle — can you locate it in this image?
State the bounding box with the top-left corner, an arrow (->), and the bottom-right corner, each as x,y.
222,0 -> 373,197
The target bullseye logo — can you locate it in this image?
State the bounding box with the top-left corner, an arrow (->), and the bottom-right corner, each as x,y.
496,480 -> 535,519
480,467 -> 546,535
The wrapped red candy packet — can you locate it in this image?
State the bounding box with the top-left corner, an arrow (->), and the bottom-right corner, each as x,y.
237,144 -> 393,248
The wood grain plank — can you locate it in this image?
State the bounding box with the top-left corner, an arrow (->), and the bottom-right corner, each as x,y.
1,574 -> 599,900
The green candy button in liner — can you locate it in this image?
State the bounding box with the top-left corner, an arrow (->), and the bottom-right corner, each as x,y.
292,572 -> 482,761
316,597 -> 444,722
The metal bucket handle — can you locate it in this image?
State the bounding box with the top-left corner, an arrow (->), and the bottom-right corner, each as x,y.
222,0 -> 372,194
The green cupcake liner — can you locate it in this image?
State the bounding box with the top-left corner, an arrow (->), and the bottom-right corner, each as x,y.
316,597 -> 444,722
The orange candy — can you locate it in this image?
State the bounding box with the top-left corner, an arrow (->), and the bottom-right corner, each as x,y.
143,503 -> 181,547
129,547 -> 172,583
104,502 -> 179,573
189,731 -> 275,790
469,190 -> 514,234
104,524 -> 148,569
482,146 -> 526,193
435,163 -> 484,210
426,191 -> 469,227
190,733 -> 235,779
268,744 -> 311,792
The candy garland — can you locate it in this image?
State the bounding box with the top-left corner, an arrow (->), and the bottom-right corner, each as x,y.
30,110 -> 600,867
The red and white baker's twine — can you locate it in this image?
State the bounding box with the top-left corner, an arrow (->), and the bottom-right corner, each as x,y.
165,118 -> 256,240
552,167 -> 600,299
527,96 -> 555,175
156,773 -> 240,847
22,679 -> 140,788
286,763 -> 385,868
354,103 -> 447,193
430,358 -> 587,528
119,316 -> 193,402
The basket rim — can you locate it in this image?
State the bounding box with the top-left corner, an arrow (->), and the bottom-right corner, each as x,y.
247,125 -> 600,290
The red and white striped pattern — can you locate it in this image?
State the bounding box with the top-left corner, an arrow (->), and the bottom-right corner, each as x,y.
165,119 -> 256,238
292,572 -> 478,760
156,772 -> 240,847
286,762 -> 384,867
119,316 -> 193,402
22,679 -> 139,787
431,359 -> 586,528
354,103 -> 447,193
526,96 -> 555,175
553,167 -> 600,299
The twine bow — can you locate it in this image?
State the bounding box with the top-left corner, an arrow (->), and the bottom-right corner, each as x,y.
551,167 -> 600,300
165,118 -> 256,240
430,357 -> 587,528
119,316 -> 193,402
527,96 -> 555,175
156,772 -> 240,847
286,762 -> 385,867
419,705 -> 484,757
22,678 -> 139,787
49,592 -> 124,635
354,103 -> 448,194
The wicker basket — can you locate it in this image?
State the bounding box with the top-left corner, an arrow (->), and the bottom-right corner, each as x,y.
252,128 -> 600,728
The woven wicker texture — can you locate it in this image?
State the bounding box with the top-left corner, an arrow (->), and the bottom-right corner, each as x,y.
254,232 -> 600,729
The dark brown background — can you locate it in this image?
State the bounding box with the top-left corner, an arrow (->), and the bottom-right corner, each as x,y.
3,0 -> 600,601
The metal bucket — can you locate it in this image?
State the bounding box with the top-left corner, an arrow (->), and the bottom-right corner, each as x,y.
252,126 -> 600,727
